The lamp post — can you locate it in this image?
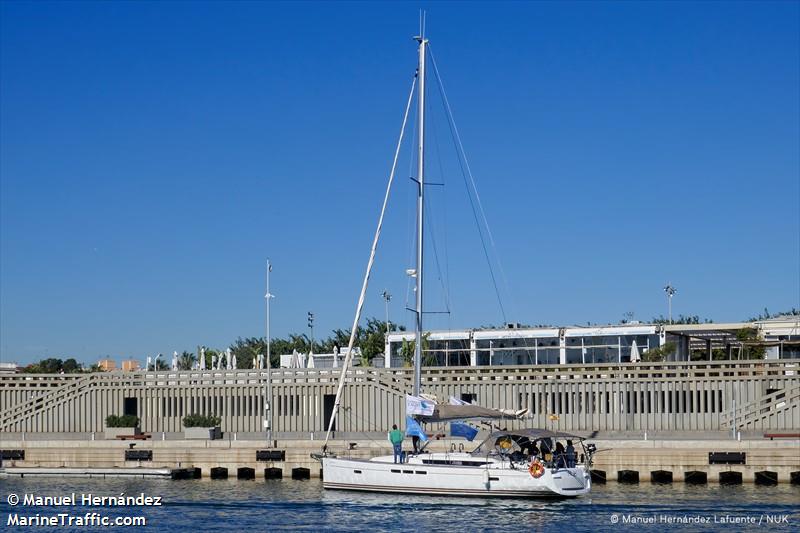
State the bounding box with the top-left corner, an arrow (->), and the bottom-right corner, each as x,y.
265,260 -> 275,444
307,312 -> 315,356
663,284 -> 677,324
382,290 -> 392,338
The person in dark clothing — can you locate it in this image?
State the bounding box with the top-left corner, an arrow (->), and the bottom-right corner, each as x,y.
539,438 -> 552,458
566,439 -> 576,467
554,442 -> 566,468
525,442 -> 540,459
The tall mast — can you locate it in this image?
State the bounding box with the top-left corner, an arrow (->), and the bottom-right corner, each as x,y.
413,33 -> 427,397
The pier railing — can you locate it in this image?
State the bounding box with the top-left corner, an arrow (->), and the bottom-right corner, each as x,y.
1,359 -> 798,434
720,382 -> 800,430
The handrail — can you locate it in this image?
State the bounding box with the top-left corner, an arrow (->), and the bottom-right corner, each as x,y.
1,359 -> 797,390
0,375 -> 94,430
721,383 -> 800,428
1,366 -> 414,425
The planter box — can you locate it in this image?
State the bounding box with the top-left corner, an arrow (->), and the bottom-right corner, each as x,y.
104,427 -> 142,440
184,427 -> 221,440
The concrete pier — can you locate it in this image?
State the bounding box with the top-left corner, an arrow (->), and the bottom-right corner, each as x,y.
1,435 -> 798,484
0,467 -> 185,479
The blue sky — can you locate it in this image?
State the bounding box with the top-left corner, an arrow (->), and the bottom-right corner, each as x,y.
1,1 -> 798,365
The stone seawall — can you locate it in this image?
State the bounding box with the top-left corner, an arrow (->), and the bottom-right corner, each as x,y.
2,437 -> 799,484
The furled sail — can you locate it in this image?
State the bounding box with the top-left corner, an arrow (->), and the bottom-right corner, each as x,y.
417,404 -> 528,423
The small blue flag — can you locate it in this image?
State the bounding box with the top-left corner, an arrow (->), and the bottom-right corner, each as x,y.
405,416 -> 428,441
450,421 -> 478,441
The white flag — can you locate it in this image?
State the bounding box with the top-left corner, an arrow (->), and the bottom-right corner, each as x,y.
406,394 -> 435,416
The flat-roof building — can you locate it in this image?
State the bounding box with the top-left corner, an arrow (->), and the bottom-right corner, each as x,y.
384,317 -> 800,367
97,358 -> 117,371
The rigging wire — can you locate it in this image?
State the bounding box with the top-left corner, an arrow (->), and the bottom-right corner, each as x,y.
427,75 -> 454,337
404,78 -> 420,320
428,46 -> 509,324
425,90 -> 452,316
423,195 -> 451,314
322,73 -> 417,451
428,46 -> 544,364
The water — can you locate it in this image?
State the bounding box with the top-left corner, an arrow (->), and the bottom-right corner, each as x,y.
1,477 -> 798,532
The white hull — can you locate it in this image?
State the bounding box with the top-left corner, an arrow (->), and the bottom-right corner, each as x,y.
322,453 -> 591,498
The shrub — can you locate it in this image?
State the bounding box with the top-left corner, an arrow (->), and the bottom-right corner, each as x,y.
641,342 -> 676,363
105,414 -> 139,428
183,413 -> 221,428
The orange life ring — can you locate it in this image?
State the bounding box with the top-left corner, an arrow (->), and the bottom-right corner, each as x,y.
529,459 -> 545,478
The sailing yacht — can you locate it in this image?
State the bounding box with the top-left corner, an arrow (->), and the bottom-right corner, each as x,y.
315,28 -> 593,498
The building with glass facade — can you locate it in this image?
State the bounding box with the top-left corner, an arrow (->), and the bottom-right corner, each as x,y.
383,317 -> 800,367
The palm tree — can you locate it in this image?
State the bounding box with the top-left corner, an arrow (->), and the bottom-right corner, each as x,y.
178,351 -> 196,370
229,337 -> 265,369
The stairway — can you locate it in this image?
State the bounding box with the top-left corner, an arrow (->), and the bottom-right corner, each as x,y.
721,383 -> 800,430
0,375 -> 96,432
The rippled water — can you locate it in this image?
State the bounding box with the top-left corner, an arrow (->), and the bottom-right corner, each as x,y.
1,477 -> 798,531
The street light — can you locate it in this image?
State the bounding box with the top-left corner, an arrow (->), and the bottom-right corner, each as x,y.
663,284 -> 677,324
307,311 -> 315,355
382,290 -> 392,335
265,259 -> 275,444
382,290 -> 392,368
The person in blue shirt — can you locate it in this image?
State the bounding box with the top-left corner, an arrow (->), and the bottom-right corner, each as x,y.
389,424 -> 404,464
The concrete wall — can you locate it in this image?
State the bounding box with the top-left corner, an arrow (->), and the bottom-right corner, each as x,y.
1,437 -> 798,483
2,360 -> 799,434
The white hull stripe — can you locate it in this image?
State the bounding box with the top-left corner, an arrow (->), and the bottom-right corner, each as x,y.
322,481 -> 581,498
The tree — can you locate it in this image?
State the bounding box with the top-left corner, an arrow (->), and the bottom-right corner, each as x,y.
287,334 -> 311,354
154,358 -> 169,371
747,307 -> 800,321
641,342 -> 676,362
229,337 -> 266,369
21,357 -> 82,374
399,333 -> 433,367
359,318 -> 396,366
199,347 -> 219,369
62,358 -> 81,373
177,351 -> 196,371
735,328 -> 766,360
651,314 -> 713,325
266,339 -> 291,368
39,358 -> 63,373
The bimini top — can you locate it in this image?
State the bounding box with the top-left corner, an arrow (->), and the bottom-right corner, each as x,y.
418,404 -> 527,423
487,428 -> 584,441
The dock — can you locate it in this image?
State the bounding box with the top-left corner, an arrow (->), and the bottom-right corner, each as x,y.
1,434 -> 799,484
0,466 -> 197,479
